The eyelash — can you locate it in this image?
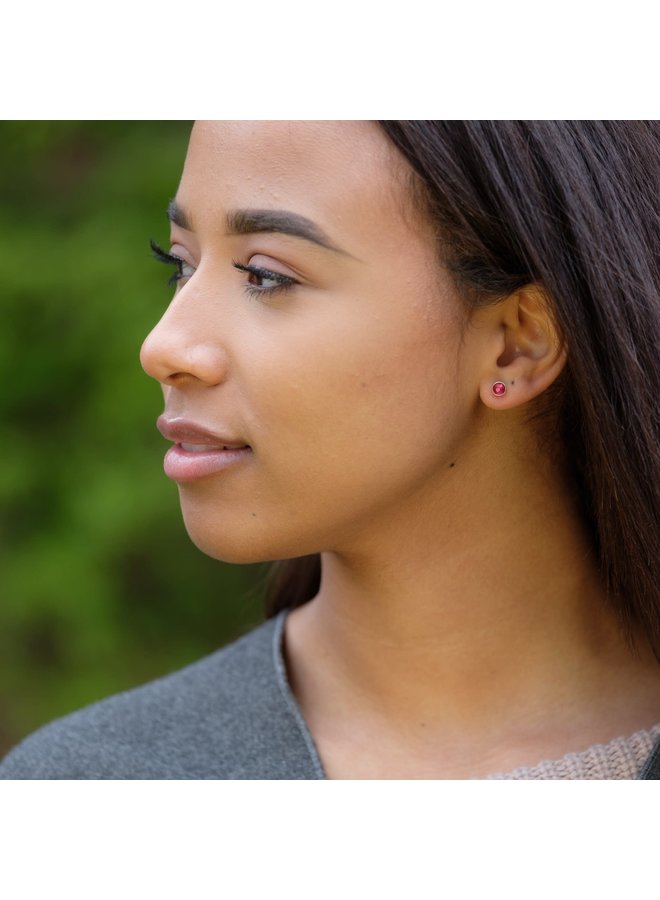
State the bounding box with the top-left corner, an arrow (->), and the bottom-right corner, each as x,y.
150,239 -> 298,298
231,259 -> 297,298
150,239 -> 189,287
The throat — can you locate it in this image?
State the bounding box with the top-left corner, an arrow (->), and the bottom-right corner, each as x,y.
282,592 -> 660,780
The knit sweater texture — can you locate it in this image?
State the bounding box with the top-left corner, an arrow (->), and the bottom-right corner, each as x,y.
1,612 -> 658,780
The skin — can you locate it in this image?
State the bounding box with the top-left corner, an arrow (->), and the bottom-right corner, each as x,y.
141,121 -> 660,778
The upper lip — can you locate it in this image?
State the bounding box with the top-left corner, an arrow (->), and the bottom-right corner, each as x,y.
157,415 -> 250,448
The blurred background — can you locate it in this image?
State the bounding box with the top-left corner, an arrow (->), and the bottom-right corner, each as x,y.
0,121 -> 265,757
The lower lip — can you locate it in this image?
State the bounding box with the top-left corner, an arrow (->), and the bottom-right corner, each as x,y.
163,444 -> 252,482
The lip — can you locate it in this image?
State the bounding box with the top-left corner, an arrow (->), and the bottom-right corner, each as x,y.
157,415 -> 249,448
157,415 -> 252,482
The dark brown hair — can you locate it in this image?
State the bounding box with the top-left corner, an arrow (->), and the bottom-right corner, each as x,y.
265,121 -> 660,651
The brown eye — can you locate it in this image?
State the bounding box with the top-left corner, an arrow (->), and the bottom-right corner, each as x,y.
232,260 -> 297,297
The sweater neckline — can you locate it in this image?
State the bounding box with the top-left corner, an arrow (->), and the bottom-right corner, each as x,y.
270,609 -> 660,780
486,722 -> 660,779
272,610 -> 327,779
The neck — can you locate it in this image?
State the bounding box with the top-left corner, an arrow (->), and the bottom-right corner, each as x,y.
309,494 -> 614,727
284,422 -> 659,765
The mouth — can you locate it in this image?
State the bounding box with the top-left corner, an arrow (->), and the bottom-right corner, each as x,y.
157,416 -> 252,482
179,442 -> 250,453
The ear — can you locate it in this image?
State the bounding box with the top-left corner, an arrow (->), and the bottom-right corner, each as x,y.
477,285 -> 567,410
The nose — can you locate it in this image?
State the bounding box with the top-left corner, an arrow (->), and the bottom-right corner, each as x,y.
140,289 -> 229,388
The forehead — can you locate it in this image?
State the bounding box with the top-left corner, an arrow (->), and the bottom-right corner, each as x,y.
178,120 -> 430,256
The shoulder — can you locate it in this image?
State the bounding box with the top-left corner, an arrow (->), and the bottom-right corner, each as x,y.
0,614 -> 321,780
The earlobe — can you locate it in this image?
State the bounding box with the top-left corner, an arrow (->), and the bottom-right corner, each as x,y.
479,285 -> 567,410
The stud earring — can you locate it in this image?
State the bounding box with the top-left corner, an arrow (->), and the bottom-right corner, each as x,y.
492,381 -> 507,397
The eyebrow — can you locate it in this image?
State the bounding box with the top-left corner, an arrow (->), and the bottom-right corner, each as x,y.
167,199 -> 346,255
167,199 -> 192,230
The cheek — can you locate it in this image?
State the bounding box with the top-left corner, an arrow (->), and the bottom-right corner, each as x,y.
247,300 -> 467,494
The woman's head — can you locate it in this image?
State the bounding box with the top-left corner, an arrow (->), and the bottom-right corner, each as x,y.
140,121 -> 660,649
141,122 -> 523,554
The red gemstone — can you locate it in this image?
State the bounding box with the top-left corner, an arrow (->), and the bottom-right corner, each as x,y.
492,381 -> 506,396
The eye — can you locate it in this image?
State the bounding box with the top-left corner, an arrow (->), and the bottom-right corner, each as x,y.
150,239 -> 196,286
232,260 -> 297,298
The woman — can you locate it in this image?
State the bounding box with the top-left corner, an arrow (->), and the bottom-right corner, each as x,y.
1,120 -> 658,779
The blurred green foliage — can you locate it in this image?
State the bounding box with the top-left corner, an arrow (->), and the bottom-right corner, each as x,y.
0,122 -> 264,755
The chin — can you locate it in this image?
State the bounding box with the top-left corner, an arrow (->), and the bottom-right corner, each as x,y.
180,512 -> 307,566
184,526 -> 269,565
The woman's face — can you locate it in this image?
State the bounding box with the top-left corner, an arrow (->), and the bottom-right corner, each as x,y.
140,121 -> 481,563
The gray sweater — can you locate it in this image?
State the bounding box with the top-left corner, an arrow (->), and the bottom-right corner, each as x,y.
1,612 -> 659,780
0,613 -> 323,780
